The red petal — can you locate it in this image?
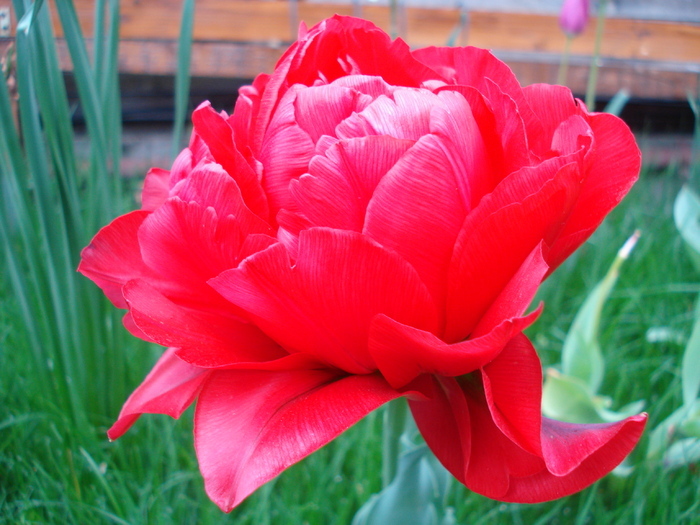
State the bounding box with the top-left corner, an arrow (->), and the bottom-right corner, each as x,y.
521,84 -> 579,155
471,242 -> 549,337
410,368 -> 647,503
408,376 -> 471,481
363,133 -> 468,306
446,158 -> 581,341
171,162 -> 271,236
546,112 -> 641,270
502,414 -> 647,503
107,348 -> 210,440
194,369 -> 401,511
210,228 -> 439,374
481,334 -> 543,456
258,87 -> 316,218
285,16 -> 435,89
123,280 -> 285,367
293,83 -> 371,143
412,46 -> 542,140
78,210 -> 151,308
137,196 -> 274,312
287,135 -> 414,234
141,167 -> 171,211
336,88 -> 436,141
369,309 -> 539,389
191,102 -> 269,220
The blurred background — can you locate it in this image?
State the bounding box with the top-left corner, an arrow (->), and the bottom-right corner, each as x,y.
1,0 -> 698,174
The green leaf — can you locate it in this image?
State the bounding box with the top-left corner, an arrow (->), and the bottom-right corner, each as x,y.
647,400 -> 697,460
682,299 -> 700,407
352,445 -> 451,525
603,88 -> 630,116
16,0 -> 45,34
172,0 -> 195,159
674,185 -> 700,272
542,369 -> 605,424
562,232 -> 639,393
662,438 -> 700,470
542,368 -> 643,424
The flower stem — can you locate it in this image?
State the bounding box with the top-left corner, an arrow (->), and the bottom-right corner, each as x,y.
585,0 -> 608,110
382,397 -> 407,488
557,34 -> 573,86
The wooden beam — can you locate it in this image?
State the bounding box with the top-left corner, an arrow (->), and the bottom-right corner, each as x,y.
1,1 -> 698,101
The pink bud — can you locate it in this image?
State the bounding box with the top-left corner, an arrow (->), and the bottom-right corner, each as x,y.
559,0 -> 590,36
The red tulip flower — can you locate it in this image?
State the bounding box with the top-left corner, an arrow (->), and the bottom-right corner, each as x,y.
80,16 -> 646,511
560,0 -> 590,36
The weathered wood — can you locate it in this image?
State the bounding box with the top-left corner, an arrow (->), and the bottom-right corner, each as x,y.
42,1 -> 699,64
1,0 -> 698,101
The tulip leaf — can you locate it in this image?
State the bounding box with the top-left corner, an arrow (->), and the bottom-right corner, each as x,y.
603,89 -> 630,117
674,185 -> 700,273
680,412 -> 700,438
662,438 -> 700,470
17,0 -> 45,34
647,400 -> 698,460
542,368 -> 644,424
682,299 -> 700,407
562,233 -> 638,393
352,445 -> 453,525
542,369 -> 604,424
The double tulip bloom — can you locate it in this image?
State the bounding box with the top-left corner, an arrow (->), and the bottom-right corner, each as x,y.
80,16 -> 646,511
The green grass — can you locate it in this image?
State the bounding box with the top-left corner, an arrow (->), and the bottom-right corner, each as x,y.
2,166 -> 699,524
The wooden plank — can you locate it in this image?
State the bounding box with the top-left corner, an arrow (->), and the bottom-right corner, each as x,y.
1,1 -> 698,101
34,1 -> 700,64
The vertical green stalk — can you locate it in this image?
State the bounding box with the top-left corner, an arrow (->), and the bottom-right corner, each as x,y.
389,0 -> 399,40
172,0 -> 195,159
557,34 -> 573,86
382,398 -> 407,488
688,92 -> 700,191
585,0 -> 608,110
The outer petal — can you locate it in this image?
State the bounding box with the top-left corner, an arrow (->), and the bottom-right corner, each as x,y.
500,414 -> 647,503
194,369 -> 402,511
369,308 -> 540,390
78,210 -> 152,308
446,158 -> 581,341
412,46 -> 543,141
283,16 -> 436,90
471,242 -> 549,337
481,334 -> 544,456
108,348 -> 211,440
410,336 -> 648,503
123,280 -> 286,367
545,112 -> 641,269
141,168 -> 171,211
210,228 -> 439,374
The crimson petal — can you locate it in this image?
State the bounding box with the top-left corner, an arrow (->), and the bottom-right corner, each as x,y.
369,309 -> 539,390
191,102 -> 269,219
446,158 -> 581,341
195,369 -> 401,511
123,280 -> 285,367
210,228 -> 439,374
108,348 -> 210,440
78,210 -> 152,308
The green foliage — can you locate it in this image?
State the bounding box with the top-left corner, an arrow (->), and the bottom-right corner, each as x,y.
542,232 -> 645,425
